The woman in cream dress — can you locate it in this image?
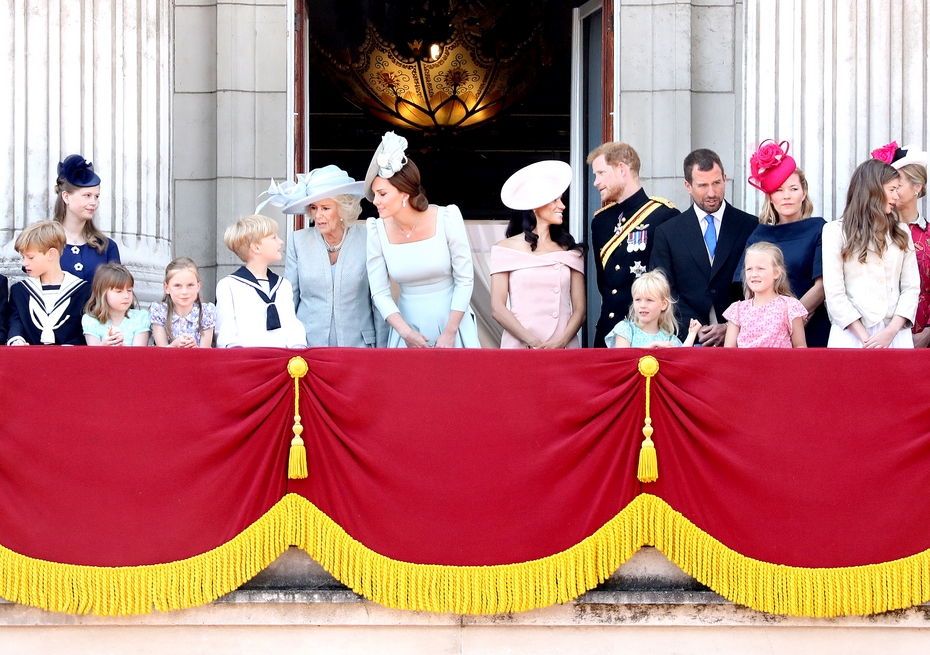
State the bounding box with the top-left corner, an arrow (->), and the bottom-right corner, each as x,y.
490,161 -> 586,348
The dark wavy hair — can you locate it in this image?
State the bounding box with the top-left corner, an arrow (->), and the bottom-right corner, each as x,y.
505,211 -> 587,255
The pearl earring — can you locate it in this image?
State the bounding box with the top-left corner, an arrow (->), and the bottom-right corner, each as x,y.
402,198 -> 407,207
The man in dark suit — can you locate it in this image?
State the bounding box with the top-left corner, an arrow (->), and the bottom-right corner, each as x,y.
650,149 -> 757,345
588,142 -> 680,347
0,274 -> 8,344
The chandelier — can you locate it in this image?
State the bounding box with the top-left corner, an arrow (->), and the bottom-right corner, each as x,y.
309,2 -> 552,133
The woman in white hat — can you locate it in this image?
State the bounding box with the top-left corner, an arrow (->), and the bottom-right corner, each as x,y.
364,132 -> 480,348
882,144 -> 929,345
262,165 -> 386,347
490,161 -> 586,348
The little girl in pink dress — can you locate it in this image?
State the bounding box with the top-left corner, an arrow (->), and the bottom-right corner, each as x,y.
723,242 -> 808,348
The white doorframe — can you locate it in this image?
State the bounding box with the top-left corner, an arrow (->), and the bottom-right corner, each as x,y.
569,0 -> 602,243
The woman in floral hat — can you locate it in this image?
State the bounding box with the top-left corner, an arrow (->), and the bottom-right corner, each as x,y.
53,154 -> 121,282
822,157 -> 918,348
738,140 -> 829,346
364,132 -> 480,348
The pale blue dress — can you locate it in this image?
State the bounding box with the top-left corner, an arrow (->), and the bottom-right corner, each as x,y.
604,320 -> 682,348
366,205 -> 480,348
81,308 -> 151,345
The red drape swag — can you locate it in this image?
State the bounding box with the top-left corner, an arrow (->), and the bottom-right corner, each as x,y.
1,348 -> 929,570
0,348 -> 290,566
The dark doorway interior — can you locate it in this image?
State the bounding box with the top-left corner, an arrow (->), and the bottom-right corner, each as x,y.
304,1 -> 582,223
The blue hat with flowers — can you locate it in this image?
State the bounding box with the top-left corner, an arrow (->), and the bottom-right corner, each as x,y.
57,154 -> 101,187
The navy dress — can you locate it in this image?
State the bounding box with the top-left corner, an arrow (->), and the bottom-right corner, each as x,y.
734,217 -> 830,347
60,239 -> 121,283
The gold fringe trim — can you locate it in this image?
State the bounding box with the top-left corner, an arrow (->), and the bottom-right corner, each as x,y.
0,495 -> 295,616
3,493 -> 930,617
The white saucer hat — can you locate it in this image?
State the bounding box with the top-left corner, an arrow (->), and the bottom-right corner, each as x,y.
255,165 -> 364,215
891,144 -> 928,170
364,131 -> 410,202
500,160 -> 572,211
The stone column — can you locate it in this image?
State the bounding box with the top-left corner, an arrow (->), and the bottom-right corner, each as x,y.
0,0 -> 171,300
173,0 -> 290,298
615,0 -> 744,210
743,0 -> 930,221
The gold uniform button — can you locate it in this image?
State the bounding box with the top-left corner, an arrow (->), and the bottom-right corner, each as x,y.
611,289 -> 617,295
608,312 -> 615,319
615,265 -> 620,271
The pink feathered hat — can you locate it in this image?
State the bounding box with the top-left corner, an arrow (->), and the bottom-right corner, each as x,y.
748,140 -> 797,194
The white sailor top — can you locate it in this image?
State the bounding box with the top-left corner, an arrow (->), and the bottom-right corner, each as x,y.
215,267 -> 306,348
7,272 -> 91,345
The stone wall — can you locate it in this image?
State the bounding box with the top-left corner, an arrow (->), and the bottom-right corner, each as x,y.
616,0 -> 745,211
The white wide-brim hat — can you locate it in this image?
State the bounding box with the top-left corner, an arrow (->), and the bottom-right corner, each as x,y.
364,131 -> 410,202
500,160 -> 572,211
892,144 -> 929,170
283,165 -> 365,213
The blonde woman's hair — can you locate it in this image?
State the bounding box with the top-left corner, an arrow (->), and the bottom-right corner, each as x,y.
14,220 -> 66,254
628,270 -> 678,336
307,194 -> 362,227
741,242 -> 794,298
85,263 -> 139,323
53,178 -> 109,254
758,168 -> 815,225
223,215 -> 278,261
898,163 -> 927,200
161,257 -> 205,341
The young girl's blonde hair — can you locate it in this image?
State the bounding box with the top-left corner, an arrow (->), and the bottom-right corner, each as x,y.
741,242 -> 794,298
628,270 -> 678,336
161,257 -> 205,341
85,263 -> 139,323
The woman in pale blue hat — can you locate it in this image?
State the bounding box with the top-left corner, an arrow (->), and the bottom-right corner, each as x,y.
261,165 -> 386,347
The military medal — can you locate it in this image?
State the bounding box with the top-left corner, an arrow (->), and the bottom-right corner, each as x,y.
613,213 -> 626,235
626,224 -> 648,252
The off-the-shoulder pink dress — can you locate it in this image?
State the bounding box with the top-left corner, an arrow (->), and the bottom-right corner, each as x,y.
490,246 -> 585,348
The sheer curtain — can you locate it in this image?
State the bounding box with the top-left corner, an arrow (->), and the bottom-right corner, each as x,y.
465,221 -> 508,348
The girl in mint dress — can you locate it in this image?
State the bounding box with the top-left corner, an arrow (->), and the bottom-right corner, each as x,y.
606,270 -> 700,348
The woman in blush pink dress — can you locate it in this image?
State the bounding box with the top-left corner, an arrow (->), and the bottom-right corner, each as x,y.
490,161 -> 587,348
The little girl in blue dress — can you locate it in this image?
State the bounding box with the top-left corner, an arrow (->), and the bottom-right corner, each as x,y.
606,270 -> 700,348
82,263 -> 151,346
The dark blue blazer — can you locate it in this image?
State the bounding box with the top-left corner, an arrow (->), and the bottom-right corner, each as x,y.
649,203 -> 758,340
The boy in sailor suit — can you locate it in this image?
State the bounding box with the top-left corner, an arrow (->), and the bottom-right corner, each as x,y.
215,215 -> 306,348
7,221 -> 91,346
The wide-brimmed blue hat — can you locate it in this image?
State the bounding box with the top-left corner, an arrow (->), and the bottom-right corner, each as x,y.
284,165 -> 364,213
256,165 -> 365,215
58,154 -> 101,187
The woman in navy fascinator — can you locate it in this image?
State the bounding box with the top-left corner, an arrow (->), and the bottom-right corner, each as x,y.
54,154 -> 120,282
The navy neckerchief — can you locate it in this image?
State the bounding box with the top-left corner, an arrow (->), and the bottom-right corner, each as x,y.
229,266 -> 282,331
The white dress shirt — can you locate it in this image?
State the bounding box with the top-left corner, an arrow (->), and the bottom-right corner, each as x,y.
822,220 -> 920,329
692,200 -> 727,264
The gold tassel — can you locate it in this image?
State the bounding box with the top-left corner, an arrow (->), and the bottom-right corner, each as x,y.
287,356 -> 309,480
637,356 -> 659,483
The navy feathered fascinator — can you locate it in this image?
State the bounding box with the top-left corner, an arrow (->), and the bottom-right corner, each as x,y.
57,154 -> 101,187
